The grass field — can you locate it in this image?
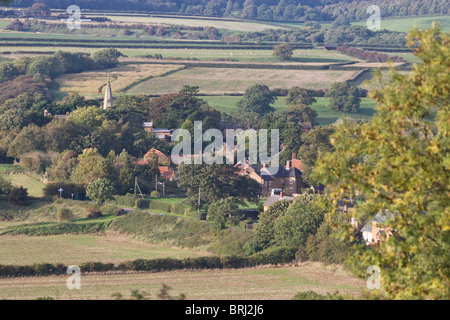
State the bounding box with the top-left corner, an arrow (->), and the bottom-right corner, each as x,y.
128,68 -> 358,95
203,96 -> 377,125
55,63 -> 183,95
0,262 -> 366,300
0,164 -> 24,173
0,234 -> 205,265
352,15 -> 450,33
7,174 -> 45,197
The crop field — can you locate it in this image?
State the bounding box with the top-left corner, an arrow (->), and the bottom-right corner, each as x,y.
0,263 -> 366,300
83,14 -> 287,32
0,234 -> 205,265
128,67 -> 358,95
55,63 -> 183,95
204,96 -> 377,125
352,15 -> 450,33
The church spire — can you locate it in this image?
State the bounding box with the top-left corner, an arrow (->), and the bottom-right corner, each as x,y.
103,71 -> 113,110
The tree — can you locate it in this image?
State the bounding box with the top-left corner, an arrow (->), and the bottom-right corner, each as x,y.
248,200 -> 291,253
70,148 -> 113,186
325,82 -> 361,113
86,178 -> 115,205
237,84 -> 275,115
207,197 -> 242,231
286,87 -> 317,106
177,163 -> 260,209
273,43 -> 294,61
48,150 -> 79,182
92,48 -> 123,69
297,126 -> 334,186
273,194 -> 327,248
313,26 -> 450,299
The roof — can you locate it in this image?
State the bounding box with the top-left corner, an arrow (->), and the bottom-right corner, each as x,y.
263,194 -> 294,208
152,129 -> 172,133
256,166 -> 303,181
361,224 -> 372,233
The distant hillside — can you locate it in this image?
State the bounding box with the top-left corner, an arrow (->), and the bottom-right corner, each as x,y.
7,0 -> 450,22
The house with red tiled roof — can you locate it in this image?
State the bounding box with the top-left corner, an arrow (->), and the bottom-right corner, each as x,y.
143,148 -> 170,165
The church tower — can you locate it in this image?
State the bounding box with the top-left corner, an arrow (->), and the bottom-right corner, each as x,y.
103,71 -> 113,110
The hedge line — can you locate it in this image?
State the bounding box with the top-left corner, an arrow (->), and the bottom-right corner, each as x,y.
116,195 -> 190,216
0,220 -> 112,236
0,247 -> 297,278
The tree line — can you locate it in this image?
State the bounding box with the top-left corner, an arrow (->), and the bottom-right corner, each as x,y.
6,0 -> 448,21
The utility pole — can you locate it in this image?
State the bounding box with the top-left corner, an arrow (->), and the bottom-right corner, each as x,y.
163,181 -> 165,196
198,184 -> 201,214
155,174 -> 158,192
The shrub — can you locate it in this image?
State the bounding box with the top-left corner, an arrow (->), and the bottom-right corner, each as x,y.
170,203 -> 185,215
7,186 -> 30,206
292,290 -> 354,300
251,246 -> 297,265
150,191 -> 160,198
56,208 -> 73,221
87,209 -> 103,219
149,200 -> 171,212
114,194 -> 136,207
135,198 -> 150,209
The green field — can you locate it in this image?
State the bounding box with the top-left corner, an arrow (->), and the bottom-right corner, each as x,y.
6,174 -> 45,197
0,263 -> 365,300
352,15 -> 450,33
203,96 -> 377,126
0,234 -> 205,265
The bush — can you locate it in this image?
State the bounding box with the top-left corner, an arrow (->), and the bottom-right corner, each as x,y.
43,183 -> 85,199
114,194 -> 136,207
56,208 -> 73,221
150,191 -> 160,198
170,203 -> 185,215
149,200 -> 171,212
251,246 -> 297,265
87,209 -> 103,219
7,186 -> 30,206
292,290 -> 354,300
135,198 -> 150,209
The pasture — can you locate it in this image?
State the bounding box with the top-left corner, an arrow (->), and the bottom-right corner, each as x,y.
203,96 -> 377,126
352,15 -> 450,33
6,174 -> 45,197
128,67 -> 358,95
0,234 -> 206,265
0,262 -> 366,300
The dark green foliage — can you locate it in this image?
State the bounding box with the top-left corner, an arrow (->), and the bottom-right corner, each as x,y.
149,200 -> 172,212
292,290 -> 353,300
43,183 -> 85,199
7,186 -> 29,206
236,84 -> 275,115
135,198 -> 151,209
273,43 -> 294,61
251,246 -> 297,265
273,195 -> 327,248
325,82 -> 361,113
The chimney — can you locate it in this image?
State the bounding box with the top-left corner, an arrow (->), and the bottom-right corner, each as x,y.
286,160 -> 291,169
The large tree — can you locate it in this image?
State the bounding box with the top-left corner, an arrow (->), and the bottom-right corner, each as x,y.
314,26 -> 450,299
325,82 -> 361,113
237,84 -> 275,115
177,163 -> 260,209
